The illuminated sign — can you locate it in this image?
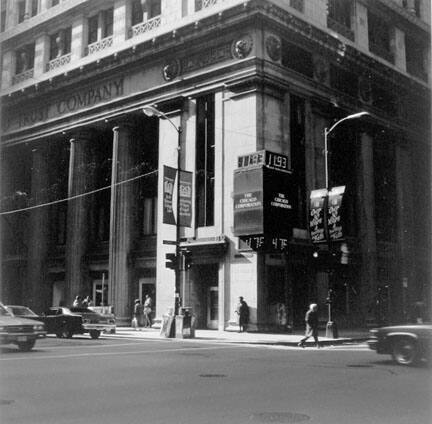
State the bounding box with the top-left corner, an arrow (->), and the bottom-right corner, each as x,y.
237,150 -> 290,173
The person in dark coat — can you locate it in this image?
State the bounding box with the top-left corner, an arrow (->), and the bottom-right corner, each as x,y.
236,296 -> 249,332
133,299 -> 144,330
298,303 -> 320,348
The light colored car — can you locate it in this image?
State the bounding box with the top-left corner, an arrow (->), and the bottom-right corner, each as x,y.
0,302 -> 46,351
368,323 -> 432,366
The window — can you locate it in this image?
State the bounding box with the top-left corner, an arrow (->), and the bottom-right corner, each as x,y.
368,11 -> 393,63
195,95 -> 215,228
327,0 -> 354,40
0,0 -> 6,32
31,0 -> 38,17
330,64 -> 358,98
281,40 -> 313,78
15,43 -> 35,74
195,0 -> 219,11
405,35 -> 427,81
88,15 -> 99,44
18,0 -> 25,23
51,0 -> 60,6
49,28 -> 72,59
132,0 -> 161,24
402,0 -> 421,18
102,8 -> 113,38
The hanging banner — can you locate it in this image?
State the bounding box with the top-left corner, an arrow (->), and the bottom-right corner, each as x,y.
179,170 -> 193,227
327,186 -> 346,241
309,189 -> 328,243
163,165 -> 176,225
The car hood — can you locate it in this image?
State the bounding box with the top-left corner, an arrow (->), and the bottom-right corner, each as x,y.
374,324 -> 432,332
0,315 -> 45,326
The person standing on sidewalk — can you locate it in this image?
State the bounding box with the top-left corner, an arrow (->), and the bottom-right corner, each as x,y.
143,295 -> 153,328
236,297 -> 249,333
133,299 -> 144,330
298,303 -> 320,348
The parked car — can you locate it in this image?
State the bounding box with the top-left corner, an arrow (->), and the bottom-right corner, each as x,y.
0,302 -> 46,351
368,324 -> 432,366
44,307 -> 115,339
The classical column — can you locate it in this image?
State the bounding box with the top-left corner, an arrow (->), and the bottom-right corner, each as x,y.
357,132 -> 378,325
65,132 -> 94,305
108,123 -> 135,323
26,146 -> 50,312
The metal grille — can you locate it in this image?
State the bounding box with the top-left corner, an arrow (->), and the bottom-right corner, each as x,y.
12,69 -> 34,85
5,325 -> 34,333
131,15 -> 161,38
86,36 -> 113,56
46,53 -> 71,71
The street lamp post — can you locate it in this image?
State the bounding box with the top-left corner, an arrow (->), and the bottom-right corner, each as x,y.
143,105 -> 182,316
323,111 -> 369,338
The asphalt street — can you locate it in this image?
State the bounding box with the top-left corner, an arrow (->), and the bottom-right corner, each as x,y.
0,335 -> 431,424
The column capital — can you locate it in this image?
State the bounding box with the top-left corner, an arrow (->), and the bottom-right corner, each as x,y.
68,128 -> 95,142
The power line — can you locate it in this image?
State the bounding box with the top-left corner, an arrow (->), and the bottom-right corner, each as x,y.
0,169 -> 157,217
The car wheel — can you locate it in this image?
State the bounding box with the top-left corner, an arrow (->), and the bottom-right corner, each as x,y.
89,330 -> 100,339
60,327 -> 73,338
17,339 -> 36,352
392,337 -> 419,366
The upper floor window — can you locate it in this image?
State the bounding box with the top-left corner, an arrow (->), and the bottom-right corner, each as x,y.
195,0 -> 220,11
405,35 -> 427,81
402,0 -> 421,18
49,28 -> 72,59
51,0 -> 60,6
130,0 -> 161,37
87,8 -> 114,55
17,0 -> 38,23
1,0 -> 6,32
327,0 -> 354,40
18,0 -> 25,23
132,0 -> 161,24
368,11 -> 393,63
15,43 -> 35,74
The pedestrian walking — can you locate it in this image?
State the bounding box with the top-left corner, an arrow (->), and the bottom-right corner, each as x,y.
132,299 -> 144,330
143,295 -> 153,328
235,296 -> 249,333
298,303 -> 320,348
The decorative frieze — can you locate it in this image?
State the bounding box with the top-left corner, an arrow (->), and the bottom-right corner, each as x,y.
265,35 -> 281,62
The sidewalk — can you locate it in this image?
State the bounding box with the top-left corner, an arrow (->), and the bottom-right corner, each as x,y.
105,326 -> 370,347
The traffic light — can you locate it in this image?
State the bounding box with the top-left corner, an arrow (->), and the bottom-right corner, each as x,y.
165,253 -> 177,270
183,249 -> 193,270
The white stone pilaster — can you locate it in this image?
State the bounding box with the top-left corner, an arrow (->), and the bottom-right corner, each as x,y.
0,50 -> 15,90
71,15 -> 85,60
304,0 -> 327,27
34,34 -> 50,77
113,0 -> 129,44
394,27 -> 406,71
355,2 -> 369,52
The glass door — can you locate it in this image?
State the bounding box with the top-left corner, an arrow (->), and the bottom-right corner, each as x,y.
207,286 -> 218,329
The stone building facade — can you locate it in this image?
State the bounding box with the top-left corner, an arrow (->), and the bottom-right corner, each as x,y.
0,0 -> 430,329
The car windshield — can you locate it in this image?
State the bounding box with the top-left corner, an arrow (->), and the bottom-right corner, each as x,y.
7,306 -> 38,317
0,304 -> 12,316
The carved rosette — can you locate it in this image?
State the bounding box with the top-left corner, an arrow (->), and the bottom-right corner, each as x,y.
265,35 -> 281,62
162,59 -> 180,81
313,56 -> 329,85
231,34 -> 253,59
358,74 -> 372,104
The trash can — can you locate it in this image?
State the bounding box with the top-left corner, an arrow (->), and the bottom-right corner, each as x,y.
175,307 -> 195,339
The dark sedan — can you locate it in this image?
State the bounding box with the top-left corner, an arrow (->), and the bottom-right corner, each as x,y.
368,323 -> 432,366
6,305 -> 83,339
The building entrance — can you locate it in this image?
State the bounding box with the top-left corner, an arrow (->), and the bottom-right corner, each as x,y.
193,264 -> 219,329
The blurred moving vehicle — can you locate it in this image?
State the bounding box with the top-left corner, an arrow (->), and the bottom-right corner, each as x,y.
88,306 -> 116,334
368,324 -> 432,366
0,302 -> 46,351
45,307 -> 115,339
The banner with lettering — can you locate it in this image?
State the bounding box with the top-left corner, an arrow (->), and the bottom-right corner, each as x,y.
179,170 -> 193,227
309,189 -> 328,243
327,186 -> 346,241
163,166 -> 176,225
